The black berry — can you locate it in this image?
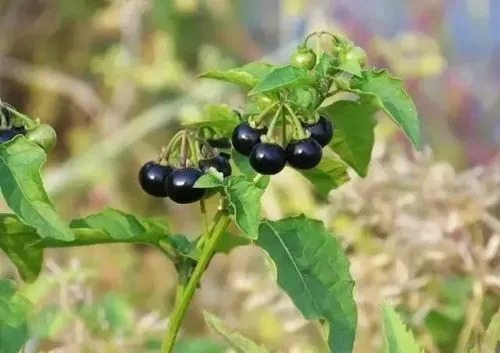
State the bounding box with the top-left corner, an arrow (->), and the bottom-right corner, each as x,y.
199,155 -> 232,178
0,130 -> 17,144
138,161 -> 173,197
165,167 -> 205,204
249,143 -> 286,175
285,138 -> 322,170
303,116 -> 333,147
207,137 -> 231,148
231,122 -> 266,156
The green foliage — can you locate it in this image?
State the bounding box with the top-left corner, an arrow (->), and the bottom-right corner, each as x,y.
0,214 -> 43,283
183,104 -> 240,136
204,312 -> 270,353
0,280 -> 31,353
352,69 -> 421,150
199,62 -> 274,90
382,304 -> 422,353
320,100 -> 377,177
224,176 -> 264,240
28,304 -> 72,339
470,308 -> 500,353
257,216 -> 357,353
0,137 -> 73,241
248,65 -> 314,96
298,156 -> 350,195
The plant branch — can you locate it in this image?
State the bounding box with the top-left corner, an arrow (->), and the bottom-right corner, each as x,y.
160,211 -> 231,353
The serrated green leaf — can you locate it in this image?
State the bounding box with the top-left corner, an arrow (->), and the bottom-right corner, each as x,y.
257,216 -> 357,353
320,100 -> 377,177
0,137 -> 74,241
382,304 -> 422,353
223,176 -> 264,240
70,208 -> 167,240
0,280 -> 31,328
0,322 -> 28,353
0,214 -> 43,282
299,156 -> 350,195
353,69 -> 421,150
204,312 -> 270,353
248,65 -> 314,96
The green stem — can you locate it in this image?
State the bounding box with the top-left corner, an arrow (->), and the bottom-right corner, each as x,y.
283,104 -> 306,139
160,211 -> 231,353
159,131 -> 185,163
187,135 -> 199,165
265,105 -> 283,139
252,102 -> 279,126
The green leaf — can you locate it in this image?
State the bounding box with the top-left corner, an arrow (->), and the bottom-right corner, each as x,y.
382,304 -> 422,353
0,322 -> 28,353
337,60 -> 363,78
320,100 -> 377,177
215,232 -> 250,254
204,312 -> 270,353
199,71 -> 258,90
0,137 -> 74,241
353,69 -> 421,150
257,216 -> 357,353
315,53 -> 335,78
248,65 -> 314,96
174,337 -> 226,353
70,208 -> 167,241
183,104 -> 240,136
0,214 -> 43,283
223,176 -> 264,240
299,156 -> 350,195
0,280 -> 31,328
194,170 -> 224,189
230,151 -> 270,189
236,62 -> 275,81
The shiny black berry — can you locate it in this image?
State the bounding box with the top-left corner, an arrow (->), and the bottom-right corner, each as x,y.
138,161 -> 173,197
0,130 -> 17,144
303,116 -> 333,147
199,155 -> 232,178
249,143 -> 286,175
231,122 -> 266,156
165,167 -> 205,204
285,138 -> 322,170
207,137 -> 231,148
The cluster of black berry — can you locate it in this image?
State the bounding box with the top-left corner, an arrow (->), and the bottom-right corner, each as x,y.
138,133 -> 232,204
231,115 -> 333,175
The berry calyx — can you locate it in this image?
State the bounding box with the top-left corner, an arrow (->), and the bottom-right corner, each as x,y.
249,143 -> 286,175
25,124 -> 57,152
290,47 -> 317,70
302,116 -> 333,147
0,129 -> 17,144
138,161 -> 173,197
285,138 -> 322,170
231,122 -> 266,156
199,155 -> 232,178
165,167 -> 205,204
206,137 -> 231,148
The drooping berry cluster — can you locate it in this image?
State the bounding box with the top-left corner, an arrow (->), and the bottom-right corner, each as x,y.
231,112 -> 333,175
138,131 -> 231,204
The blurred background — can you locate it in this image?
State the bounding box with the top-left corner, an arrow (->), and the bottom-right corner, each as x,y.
0,0 -> 500,352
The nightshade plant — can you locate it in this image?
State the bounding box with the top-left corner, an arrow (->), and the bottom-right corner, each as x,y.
0,31 -> 421,353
